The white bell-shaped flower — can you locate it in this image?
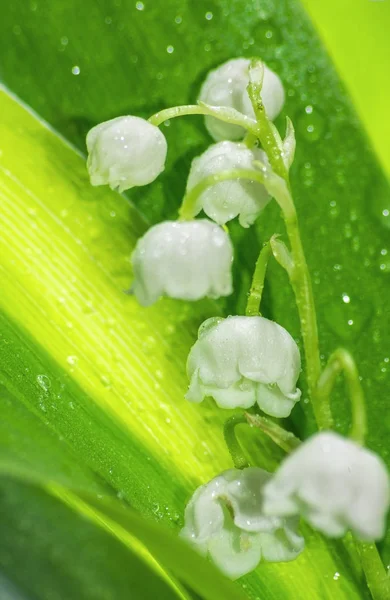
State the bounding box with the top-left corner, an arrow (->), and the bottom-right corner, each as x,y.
186,141 -> 271,227
263,432 -> 390,541
186,316 -> 301,418
180,468 -> 304,579
199,58 -> 285,141
86,116 -> 167,192
131,220 -> 233,306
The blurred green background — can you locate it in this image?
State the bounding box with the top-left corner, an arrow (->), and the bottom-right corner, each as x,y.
303,0 -> 390,175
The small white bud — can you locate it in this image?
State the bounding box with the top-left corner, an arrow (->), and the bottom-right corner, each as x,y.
186,315 -> 301,417
180,468 -> 304,579
86,116 -> 167,192
131,220 -> 233,306
186,141 -> 270,227
263,432 -> 390,541
199,58 -> 285,141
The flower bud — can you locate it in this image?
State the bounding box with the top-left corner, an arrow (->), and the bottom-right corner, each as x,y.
186,315 -> 301,418
180,468 -> 304,579
199,58 -> 285,141
131,220 -> 233,306
263,432 -> 390,541
86,116 -> 167,192
186,141 -> 270,227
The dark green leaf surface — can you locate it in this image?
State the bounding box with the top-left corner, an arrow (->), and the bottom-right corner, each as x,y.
0,478 -> 183,600
0,0 -> 389,598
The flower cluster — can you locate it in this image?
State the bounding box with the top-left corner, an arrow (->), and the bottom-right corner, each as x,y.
86,57 -> 390,583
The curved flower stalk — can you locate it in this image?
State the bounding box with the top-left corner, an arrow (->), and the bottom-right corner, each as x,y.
263,432 -> 390,541
198,58 -> 285,141
186,315 -> 301,418
180,468 -> 304,579
131,220 -> 233,306
185,141 -> 271,227
86,116 -> 167,192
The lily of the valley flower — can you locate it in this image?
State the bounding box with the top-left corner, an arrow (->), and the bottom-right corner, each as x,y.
199,58 -> 285,141
263,431 -> 390,541
180,468 -> 304,579
186,316 -> 301,418
131,220 -> 233,306
186,141 -> 271,227
86,116 -> 167,192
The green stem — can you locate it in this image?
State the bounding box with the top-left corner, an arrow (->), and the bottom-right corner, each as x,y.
245,242 -> 271,316
243,131 -> 258,149
245,58 -> 384,600
180,166 -> 325,426
315,348 -> 367,443
148,103 -> 259,137
245,412 -> 301,453
356,542 -> 390,600
247,68 -> 287,180
271,181 -> 325,426
223,415 -> 250,470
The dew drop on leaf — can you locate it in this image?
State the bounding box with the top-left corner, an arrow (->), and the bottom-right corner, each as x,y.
36,374 -> 51,392
324,296 -> 373,341
296,105 -> 325,142
194,440 -> 212,462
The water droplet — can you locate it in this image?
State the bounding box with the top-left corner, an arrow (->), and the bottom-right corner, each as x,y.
66,355 -> 78,366
36,374 -> 51,392
369,178 -> 390,229
142,335 -> 157,351
194,441 -> 212,462
166,45 -> 174,54
71,65 -> 80,75
296,106 -> 325,142
205,11 -> 213,20
100,375 -> 111,387
254,22 -> 282,45
198,317 -> 223,339
174,15 -> 182,24
299,162 -> 316,188
325,297 -> 372,341
135,1 -> 144,10
333,572 -> 340,581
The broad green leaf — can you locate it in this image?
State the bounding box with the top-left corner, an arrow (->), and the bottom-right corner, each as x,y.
0,462 -> 246,600
0,0 -> 389,598
0,477 -> 186,600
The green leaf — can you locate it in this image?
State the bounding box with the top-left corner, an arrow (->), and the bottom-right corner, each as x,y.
0,477 -> 186,600
0,0 -> 389,598
0,461 -> 247,600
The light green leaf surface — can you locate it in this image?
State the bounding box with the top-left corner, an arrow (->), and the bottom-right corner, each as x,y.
302,0 -> 390,176
0,0 -> 389,598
